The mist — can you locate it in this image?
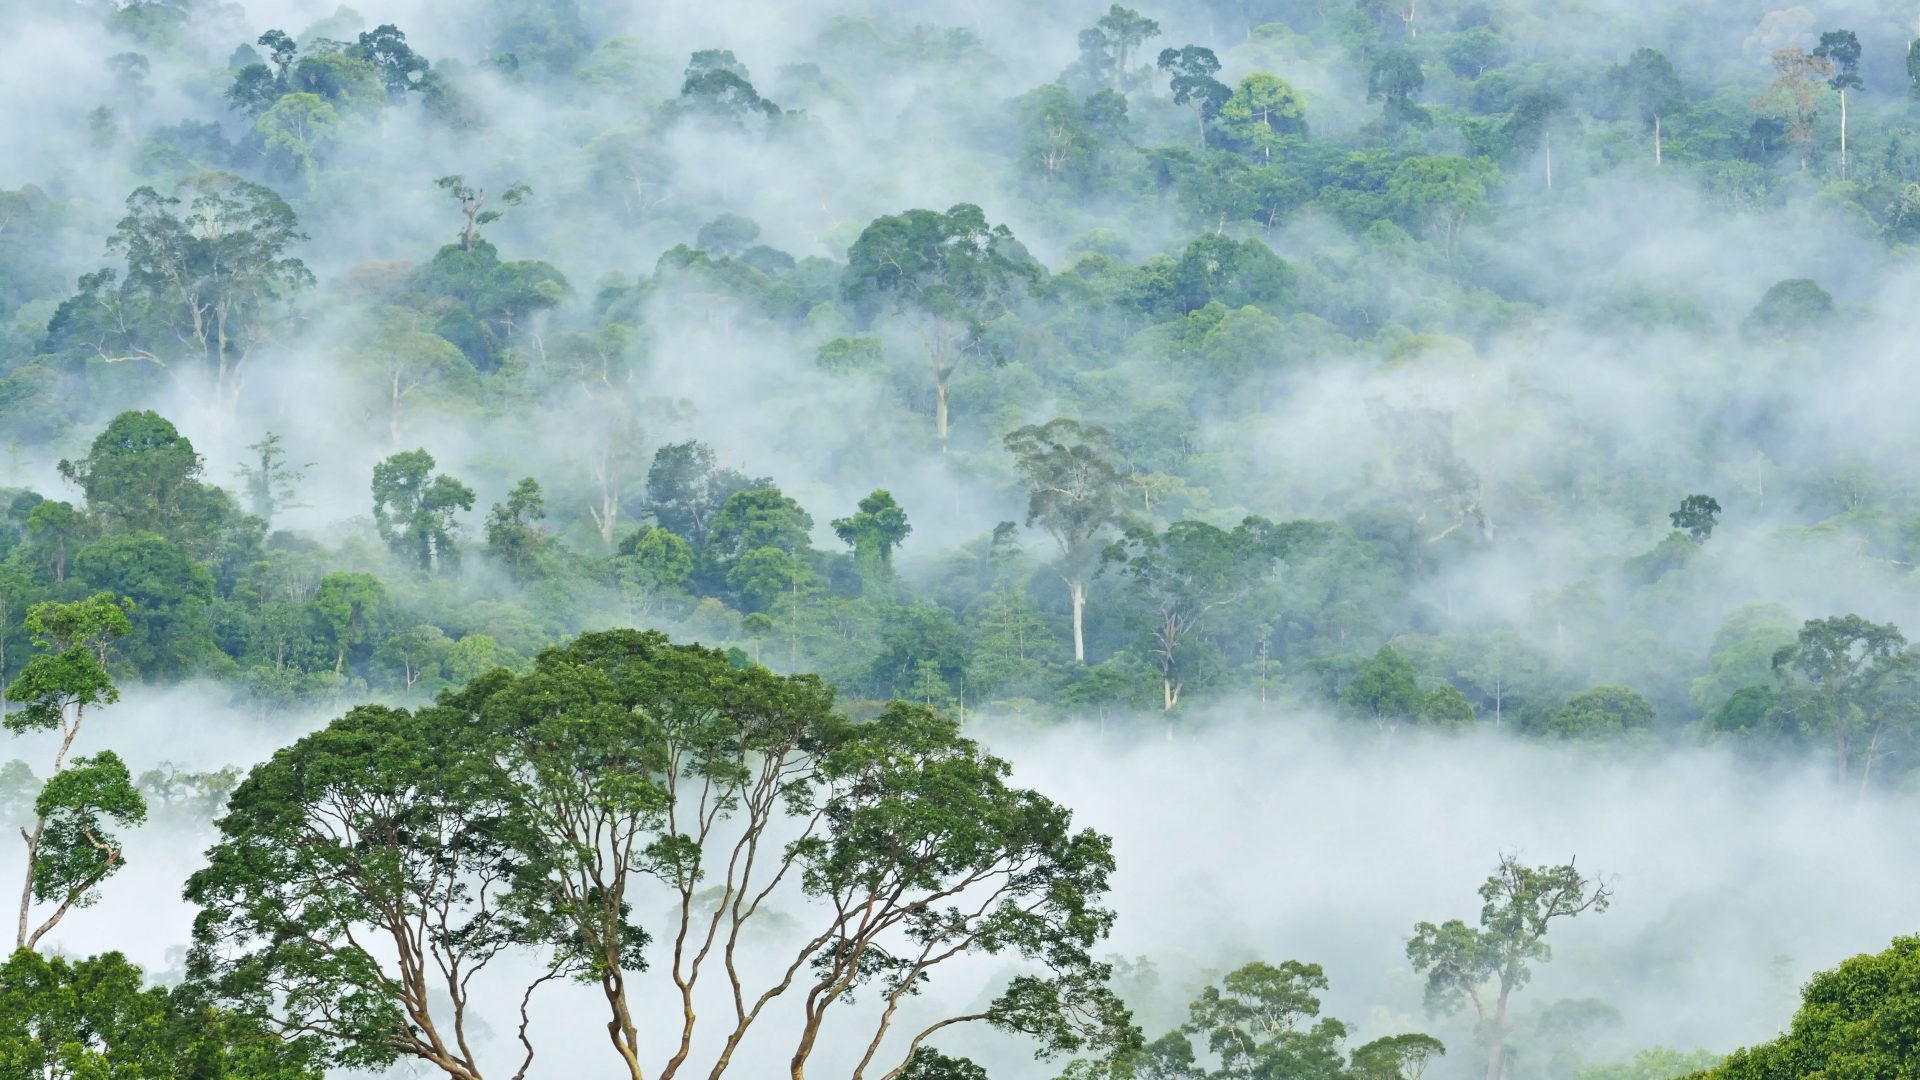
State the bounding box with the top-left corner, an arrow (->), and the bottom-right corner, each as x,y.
6,0 -> 1920,1074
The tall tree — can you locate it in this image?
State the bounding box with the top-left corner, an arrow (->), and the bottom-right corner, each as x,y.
1814,30 -> 1862,177
843,205 -> 1040,446
435,175 -> 531,254
643,441 -> 768,547
1007,419 -> 1130,664
1368,49 -> 1430,135
309,572 -> 385,674
2,594 -> 144,951
371,449 -> 475,573
1105,517 -> 1279,709
1771,615 -> 1909,788
1218,73 -> 1307,160
1755,47 -> 1833,171
185,703 -> 535,1080
1669,493 -> 1721,542
1609,48 -> 1683,165
832,489 -> 913,594
191,631 -> 1138,1080
1157,46 -> 1230,144
484,477 -> 548,581
347,23 -> 431,98
235,431 -> 309,524
1407,856 -> 1612,1080
48,176 -> 313,415
1094,6 -> 1162,91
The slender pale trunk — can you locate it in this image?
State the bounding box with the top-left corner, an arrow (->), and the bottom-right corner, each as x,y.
1654,113 -> 1663,166
934,378 -> 949,447
1840,89 -> 1848,179
1068,578 -> 1088,663
16,820 -> 41,948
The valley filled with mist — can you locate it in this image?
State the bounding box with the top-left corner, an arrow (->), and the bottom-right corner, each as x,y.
2,0 -> 1919,1076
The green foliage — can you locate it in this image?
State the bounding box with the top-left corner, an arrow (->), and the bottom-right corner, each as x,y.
191,630 -> 1136,1077
1743,279 -> 1835,341
833,488 -> 912,593
1344,645 -> 1422,721
370,449 -> 474,573
1535,685 -> 1658,740
1409,856 -> 1612,1079
1701,935 -> 1920,1079
0,949 -> 317,1078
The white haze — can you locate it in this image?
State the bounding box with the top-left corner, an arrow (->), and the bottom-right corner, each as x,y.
8,0 -> 1920,1072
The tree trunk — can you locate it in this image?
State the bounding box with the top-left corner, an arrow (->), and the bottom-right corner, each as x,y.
1069,578 -> 1088,664
1840,89 -> 1848,179
16,821 -> 40,949
1654,113 -> 1663,166
934,377 -> 950,447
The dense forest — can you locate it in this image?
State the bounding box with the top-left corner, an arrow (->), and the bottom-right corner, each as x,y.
2,0 -> 1920,1074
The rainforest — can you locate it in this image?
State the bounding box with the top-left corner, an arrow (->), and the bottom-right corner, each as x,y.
0,0 -> 1918,1076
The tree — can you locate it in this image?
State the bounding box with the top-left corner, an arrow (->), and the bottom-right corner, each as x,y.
1344,645 -> 1422,725
1387,156 -> 1499,260
1702,935 -> 1920,1079
347,23 -> 430,98
1183,960 -> 1352,1079
371,449 -> 475,573
644,441 -> 769,547
1407,856 -> 1612,1080
674,50 -> 782,128
1105,518 -> 1279,710
1754,47 -> 1833,172
355,315 -> 475,446
832,489 -> 912,594
702,486 -> 815,587
612,527 -> 695,602
0,949 -> 318,1077
1669,494 -> 1721,542
309,572 -> 385,675
1157,46 -> 1230,144
843,205 -> 1040,445
57,410 -> 209,538
1368,49 -> 1430,135
549,323 -> 641,547
23,501 -> 86,584
1609,48 -> 1683,165
484,477 -> 548,581
1218,74 -> 1307,160
193,631 -> 1138,1080
235,431 -> 309,523
1813,30 -> 1861,176
1350,1033 -> 1447,1079
185,703 -> 535,1080
50,176 -> 313,414
2,594 -> 143,951
1418,686 -> 1477,729
1771,615 -> 1908,787
1089,6 -> 1162,92
435,175 -> 531,254
1534,686 -> 1656,740
255,93 -> 339,178
1743,278 -> 1834,341
1006,419 -> 1130,664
